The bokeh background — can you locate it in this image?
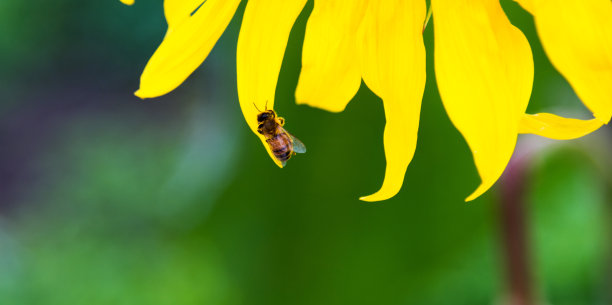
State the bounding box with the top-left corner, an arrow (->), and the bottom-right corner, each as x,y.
0,1 -> 610,304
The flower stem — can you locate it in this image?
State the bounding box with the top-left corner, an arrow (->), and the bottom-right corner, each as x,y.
499,160 -> 535,305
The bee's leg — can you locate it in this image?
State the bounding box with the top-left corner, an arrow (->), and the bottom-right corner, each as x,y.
257,124 -> 264,134
278,117 -> 285,126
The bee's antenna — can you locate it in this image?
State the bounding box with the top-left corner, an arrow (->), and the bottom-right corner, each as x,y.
265,100 -> 269,110
253,102 -> 262,112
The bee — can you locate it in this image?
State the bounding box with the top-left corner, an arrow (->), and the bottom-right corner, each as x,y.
255,104 -> 306,166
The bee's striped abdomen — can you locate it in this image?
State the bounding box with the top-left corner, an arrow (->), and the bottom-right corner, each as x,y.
268,133 -> 293,162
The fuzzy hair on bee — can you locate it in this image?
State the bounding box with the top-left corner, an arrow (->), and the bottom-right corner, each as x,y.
254,103 -> 306,166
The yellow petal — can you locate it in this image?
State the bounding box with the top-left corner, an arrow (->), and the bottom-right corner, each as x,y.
358,0 -> 426,202
433,0 -> 534,201
135,0 -> 241,98
295,0 -> 368,112
518,0 -> 612,123
236,0 -> 307,167
519,113 -> 604,140
120,0 -> 134,5
164,0 -> 208,27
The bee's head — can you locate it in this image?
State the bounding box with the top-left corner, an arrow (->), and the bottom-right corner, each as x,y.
257,110 -> 275,123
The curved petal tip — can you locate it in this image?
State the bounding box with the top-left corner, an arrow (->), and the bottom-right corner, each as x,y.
134,89 -> 147,100
359,192 -> 394,203
120,0 -> 134,5
464,182 -> 493,202
358,164 -> 407,202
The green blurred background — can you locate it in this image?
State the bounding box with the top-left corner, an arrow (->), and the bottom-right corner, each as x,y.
0,1 -> 610,304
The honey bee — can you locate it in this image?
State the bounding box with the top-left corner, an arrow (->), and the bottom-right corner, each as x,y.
255,104 -> 306,166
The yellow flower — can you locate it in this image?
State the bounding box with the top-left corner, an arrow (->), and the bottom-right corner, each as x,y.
123,0 -> 611,202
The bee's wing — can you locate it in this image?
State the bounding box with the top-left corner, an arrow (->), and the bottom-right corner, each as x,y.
288,132 -> 307,154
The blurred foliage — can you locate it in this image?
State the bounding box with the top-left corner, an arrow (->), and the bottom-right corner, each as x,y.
528,148 -> 610,305
0,0 -> 609,305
